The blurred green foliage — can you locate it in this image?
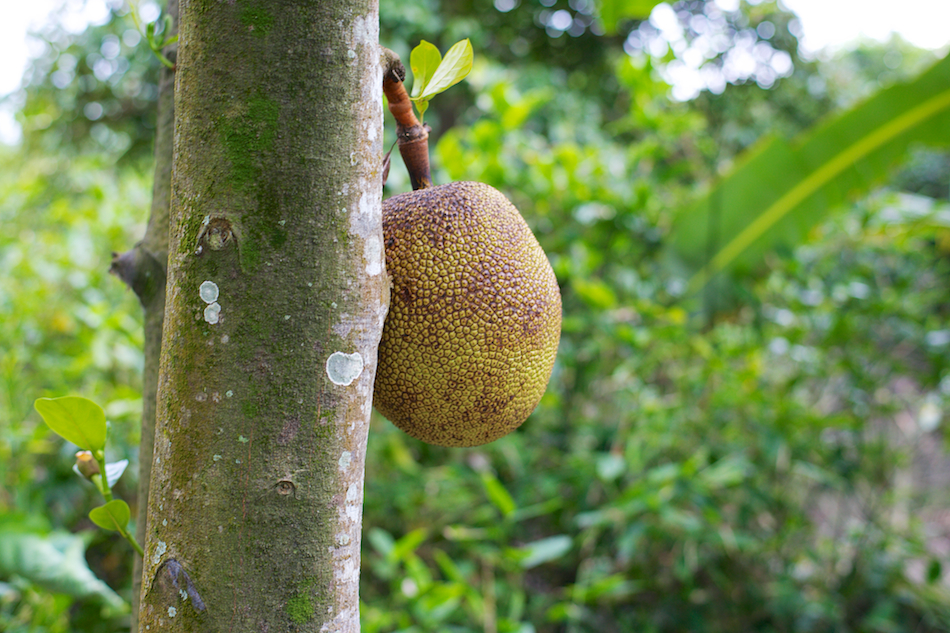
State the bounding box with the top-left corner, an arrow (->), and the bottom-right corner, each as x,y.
3,0 -> 950,631
0,146 -> 147,630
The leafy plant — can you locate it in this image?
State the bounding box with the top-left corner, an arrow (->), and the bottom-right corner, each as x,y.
33,396 -> 143,557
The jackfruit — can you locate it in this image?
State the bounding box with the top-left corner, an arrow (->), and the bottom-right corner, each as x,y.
374,181 -> 561,447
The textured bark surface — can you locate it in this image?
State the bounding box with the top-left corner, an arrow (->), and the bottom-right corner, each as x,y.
138,1 -> 384,631
109,2 -> 177,630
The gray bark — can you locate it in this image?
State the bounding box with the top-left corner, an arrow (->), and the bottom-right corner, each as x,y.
138,1 -> 385,630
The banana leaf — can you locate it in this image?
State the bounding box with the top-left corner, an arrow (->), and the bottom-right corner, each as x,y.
669,53 -> 950,299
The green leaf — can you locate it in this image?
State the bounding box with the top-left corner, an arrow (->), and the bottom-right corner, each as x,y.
390,528 -> 428,562
481,472 -> 517,517
596,0 -> 664,34
410,40 -> 441,99
518,535 -> 572,569
669,53 -> 950,298
699,456 -> 750,489
88,500 -> 131,532
596,453 -> 626,481
418,39 -> 473,100
366,527 -> 395,557
34,396 -> 107,451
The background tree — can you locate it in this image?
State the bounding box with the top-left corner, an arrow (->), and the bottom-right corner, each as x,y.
108,1 -> 176,626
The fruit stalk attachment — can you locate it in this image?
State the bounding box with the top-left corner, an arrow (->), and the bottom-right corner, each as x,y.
382,48 -> 432,191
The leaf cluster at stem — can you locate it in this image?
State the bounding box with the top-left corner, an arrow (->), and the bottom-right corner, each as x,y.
408,39 -> 473,122
34,396 -> 144,557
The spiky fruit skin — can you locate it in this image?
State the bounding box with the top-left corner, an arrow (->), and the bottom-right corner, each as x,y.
374,181 -> 562,447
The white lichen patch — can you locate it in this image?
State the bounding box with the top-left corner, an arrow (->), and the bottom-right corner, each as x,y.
344,481 -> 363,522
322,607 -> 360,633
349,191 -> 382,245
346,501 -> 361,523
221,334 -> 229,344
350,13 -> 377,47
337,533 -> 350,546
332,318 -> 353,340
338,451 -> 352,472
152,540 -> 167,565
358,191 -> 373,219
199,281 -> 219,303
337,559 -> 358,584
204,302 -> 221,324
364,235 -> 382,276
168,607 -> 177,618
326,351 -> 363,386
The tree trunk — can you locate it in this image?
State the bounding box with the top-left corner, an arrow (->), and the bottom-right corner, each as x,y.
138,1 -> 385,630
109,2 -> 177,630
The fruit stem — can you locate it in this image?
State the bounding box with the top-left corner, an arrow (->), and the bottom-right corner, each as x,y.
381,47 -> 432,190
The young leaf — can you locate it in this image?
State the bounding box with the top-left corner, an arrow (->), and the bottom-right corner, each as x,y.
418,39 -> 473,100
89,500 -> 131,532
34,396 -> 107,451
410,40 -> 441,99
